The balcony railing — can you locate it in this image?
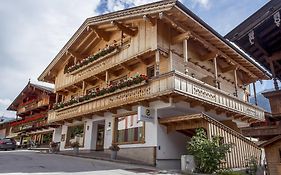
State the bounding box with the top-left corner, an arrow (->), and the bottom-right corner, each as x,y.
17,97 -> 50,114
49,71 -> 265,123
55,47 -> 153,91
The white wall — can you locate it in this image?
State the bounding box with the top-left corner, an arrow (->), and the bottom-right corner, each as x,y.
52,127 -> 62,142
104,113 -> 114,149
157,124 -> 188,159
60,125 -> 68,150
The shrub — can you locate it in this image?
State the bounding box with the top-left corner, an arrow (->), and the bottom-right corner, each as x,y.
187,128 -> 233,174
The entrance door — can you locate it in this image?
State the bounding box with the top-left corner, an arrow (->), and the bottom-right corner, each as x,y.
96,124 -> 105,150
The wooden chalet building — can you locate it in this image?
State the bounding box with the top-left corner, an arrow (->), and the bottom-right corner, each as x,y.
39,0 -> 270,169
7,82 -> 56,147
226,0 -> 281,174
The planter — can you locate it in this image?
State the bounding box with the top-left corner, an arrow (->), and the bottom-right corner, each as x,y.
111,150 -> 117,160
181,155 -> 195,173
73,147 -> 79,155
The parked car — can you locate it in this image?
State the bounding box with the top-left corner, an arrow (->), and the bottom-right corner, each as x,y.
0,138 -> 16,151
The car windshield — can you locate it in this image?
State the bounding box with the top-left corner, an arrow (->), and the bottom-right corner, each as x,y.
2,139 -> 12,142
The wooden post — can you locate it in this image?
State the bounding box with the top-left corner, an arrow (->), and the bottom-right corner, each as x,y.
105,71 -> 109,84
213,57 -> 218,88
82,81 -> 86,95
234,68 -> 238,97
269,60 -> 279,90
155,50 -> 160,76
169,50 -> 173,71
252,82 -> 258,105
183,39 -> 188,74
55,93 -> 59,103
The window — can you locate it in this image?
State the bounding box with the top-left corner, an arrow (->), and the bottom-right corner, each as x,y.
66,124 -> 85,147
147,65 -> 155,79
114,114 -> 144,144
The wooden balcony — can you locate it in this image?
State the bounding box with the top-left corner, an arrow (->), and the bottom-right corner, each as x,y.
49,71 -> 265,123
55,47 -> 154,91
17,97 -> 50,115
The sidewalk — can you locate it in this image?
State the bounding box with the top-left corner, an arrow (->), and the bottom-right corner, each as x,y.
56,150 -> 153,166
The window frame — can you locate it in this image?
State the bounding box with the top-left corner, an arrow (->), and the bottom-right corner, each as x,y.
112,112 -> 145,145
65,123 -> 86,148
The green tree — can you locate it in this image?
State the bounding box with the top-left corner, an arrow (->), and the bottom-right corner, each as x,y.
187,128 -> 233,174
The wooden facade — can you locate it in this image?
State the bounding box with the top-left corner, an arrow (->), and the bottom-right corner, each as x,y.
38,0 -> 269,168
7,82 -> 56,146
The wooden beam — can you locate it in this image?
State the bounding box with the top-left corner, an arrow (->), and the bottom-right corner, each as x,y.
202,104 -> 212,112
172,31 -> 192,44
159,12 -> 257,79
138,101 -> 149,107
94,74 -> 105,82
200,51 -> 219,61
120,63 -> 133,71
221,64 -> 238,73
111,21 -> 138,36
95,112 -> 104,117
137,56 -> 148,65
143,14 -> 156,26
157,96 -> 170,103
190,101 -> 202,108
107,108 -> 117,114
88,26 -> 111,42
122,105 -> 133,111
73,116 -> 83,122
64,119 -> 73,123
67,49 -> 84,60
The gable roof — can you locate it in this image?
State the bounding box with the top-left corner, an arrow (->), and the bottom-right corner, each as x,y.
7,82 -> 54,111
38,0 -> 270,83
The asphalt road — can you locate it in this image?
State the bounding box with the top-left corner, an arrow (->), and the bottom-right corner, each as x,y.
0,150 -> 163,175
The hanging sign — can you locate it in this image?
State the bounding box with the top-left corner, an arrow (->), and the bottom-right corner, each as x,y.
137,106 -> 154,123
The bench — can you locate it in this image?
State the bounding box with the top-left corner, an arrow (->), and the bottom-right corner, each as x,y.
28,148 -> 50,153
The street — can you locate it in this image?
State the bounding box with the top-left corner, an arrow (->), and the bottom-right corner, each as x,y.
0,150 -> 165,175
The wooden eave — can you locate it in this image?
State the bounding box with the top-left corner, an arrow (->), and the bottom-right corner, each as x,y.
225,0 -> 280,80
169,3 -> 270,80
38,0 -> 176,83
38,0 -> 270,84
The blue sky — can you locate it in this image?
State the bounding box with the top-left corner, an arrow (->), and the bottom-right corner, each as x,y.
0,0 -> 277,118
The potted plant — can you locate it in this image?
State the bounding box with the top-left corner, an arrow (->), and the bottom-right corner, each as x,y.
70,141 -> 80,155
109,143 -> 120,160
49,141 -> 59,153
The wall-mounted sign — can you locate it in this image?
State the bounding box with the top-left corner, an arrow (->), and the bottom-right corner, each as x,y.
137,106 -> 154,123
61,134 -> 65,142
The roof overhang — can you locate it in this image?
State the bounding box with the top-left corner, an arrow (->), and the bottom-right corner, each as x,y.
38,0 -> 271,83
225,0 -> 281,80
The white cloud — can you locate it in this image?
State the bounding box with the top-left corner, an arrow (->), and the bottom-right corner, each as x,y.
190,0 -> 211,9
0,98 -> 12,106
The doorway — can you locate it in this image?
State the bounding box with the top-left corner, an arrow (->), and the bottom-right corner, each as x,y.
96,124 -> 105,150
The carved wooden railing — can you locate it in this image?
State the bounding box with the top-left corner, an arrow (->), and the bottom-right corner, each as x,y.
55,47 -> 153,91
17,97 -> 50,114
49,71 -> 265,123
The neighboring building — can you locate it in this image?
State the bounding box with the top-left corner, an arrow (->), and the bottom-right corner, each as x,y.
7,82 -> 57,147
38,0 -> 269,169
226,0 -> 281,174
0,123 -> 8,139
